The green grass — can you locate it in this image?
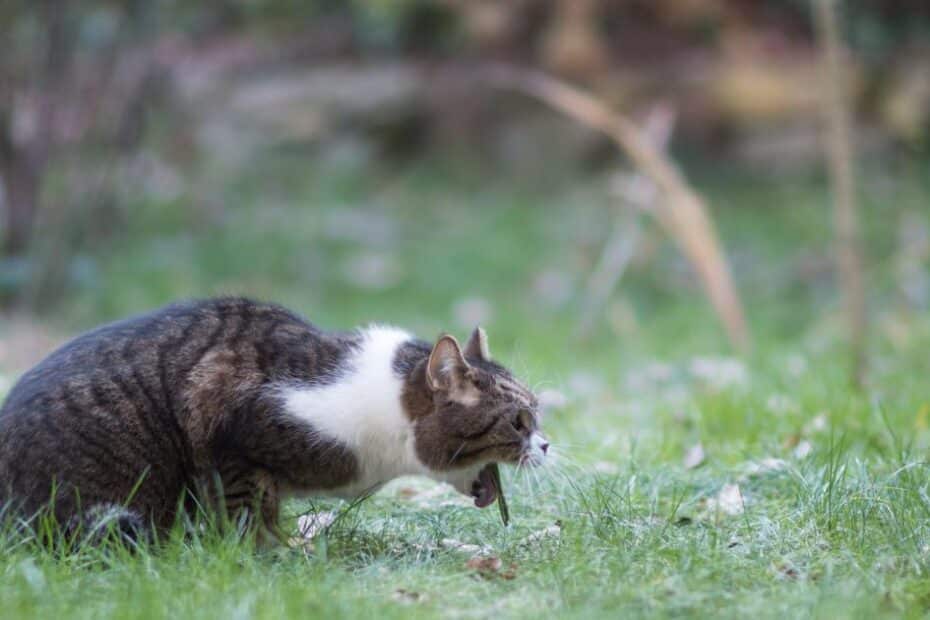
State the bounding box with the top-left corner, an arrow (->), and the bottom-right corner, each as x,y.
3,154 -> 930,618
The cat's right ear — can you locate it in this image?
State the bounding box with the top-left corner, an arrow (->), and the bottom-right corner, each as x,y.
463,326 -> 490,361
426,335 -> 478,404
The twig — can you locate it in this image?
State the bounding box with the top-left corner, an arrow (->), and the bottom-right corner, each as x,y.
576,205 -> 640,338
577,104 -> 675,338
815,0 -> 867,386
484,65 -> 750,352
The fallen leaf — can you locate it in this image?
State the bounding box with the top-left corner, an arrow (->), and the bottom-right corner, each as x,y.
793,440 -> 813,459
287,536 -> 315,553
709,483 -> 744,515
745,458 -> 789,478
519,523 -> 562,546
296,511 -> 336,539
392,589 -> 424,604
395,487 -> 419,499
775,563 -> 801,580
466,556 -> 503,573
683,443 -> 705,469
441,538 -> 492,555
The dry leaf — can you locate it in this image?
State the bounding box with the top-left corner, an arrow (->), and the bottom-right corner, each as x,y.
683,443 -> 706,469
296,511 -> 336,539
775,563 -> 801,580
465,556 -> 519,580
395,487 -> 419,499
746,458 -> 789,477
441,538 -> 492,556
392,589 -> 424,603
709,483 -> 744,515
500,564 -> 518,580
466,556 -> 503,573
793,440 -> 813,459
520,523 -> 562,546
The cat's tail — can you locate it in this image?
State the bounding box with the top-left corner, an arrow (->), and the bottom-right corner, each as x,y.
70,503 -> 150,547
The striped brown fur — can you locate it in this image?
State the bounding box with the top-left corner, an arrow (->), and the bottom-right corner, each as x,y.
0,298 -> 545,542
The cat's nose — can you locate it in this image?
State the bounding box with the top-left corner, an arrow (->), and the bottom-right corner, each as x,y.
540,442 -> 549,454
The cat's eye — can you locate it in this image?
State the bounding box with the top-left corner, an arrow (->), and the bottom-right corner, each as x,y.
512,410 -> 533,433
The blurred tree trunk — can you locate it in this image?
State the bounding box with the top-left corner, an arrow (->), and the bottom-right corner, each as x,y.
0,0 -> 73,258
815,0 -> 867,386
540,0 -> 609,80
0,154 -> 41,257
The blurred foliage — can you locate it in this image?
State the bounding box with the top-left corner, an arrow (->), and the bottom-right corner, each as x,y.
2,0 -> 930,308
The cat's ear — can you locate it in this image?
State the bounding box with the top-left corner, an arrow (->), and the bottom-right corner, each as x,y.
426,335 -> 478,403
463,326 -> 490,361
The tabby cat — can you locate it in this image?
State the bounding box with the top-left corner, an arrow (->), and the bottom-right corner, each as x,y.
0,298 -> 547,541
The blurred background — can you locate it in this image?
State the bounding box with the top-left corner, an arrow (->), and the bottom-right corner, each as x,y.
1,0 -> 929,421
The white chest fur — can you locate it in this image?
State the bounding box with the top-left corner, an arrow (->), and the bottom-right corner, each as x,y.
277,326 -> 430,497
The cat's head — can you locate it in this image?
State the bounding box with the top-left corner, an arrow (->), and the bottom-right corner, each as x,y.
403,328 -> 548,508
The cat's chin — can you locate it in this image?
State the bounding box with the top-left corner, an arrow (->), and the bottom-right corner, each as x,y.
471,464 -> 499,508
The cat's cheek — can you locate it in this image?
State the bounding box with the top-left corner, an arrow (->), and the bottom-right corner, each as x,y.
433,465 -> 483,496
525,432 -> 550,466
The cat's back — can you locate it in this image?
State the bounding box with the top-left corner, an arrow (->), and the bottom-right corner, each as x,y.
3,300 -> 197,415
0,297 -> 330,521
1,297 -> 313,416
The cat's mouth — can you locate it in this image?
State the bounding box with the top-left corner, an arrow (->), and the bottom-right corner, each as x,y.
470,464 -> 499,508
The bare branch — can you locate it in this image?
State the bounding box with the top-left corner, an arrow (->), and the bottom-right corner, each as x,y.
484,65 -> 750,352
576,104 -> 675,339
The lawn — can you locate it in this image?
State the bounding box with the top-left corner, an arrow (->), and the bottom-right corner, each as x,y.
2,153 -> 930,619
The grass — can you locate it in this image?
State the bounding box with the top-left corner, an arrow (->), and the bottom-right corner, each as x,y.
2,152 -> 930,618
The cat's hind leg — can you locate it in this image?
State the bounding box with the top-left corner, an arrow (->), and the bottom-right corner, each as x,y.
217,466 -> 283,546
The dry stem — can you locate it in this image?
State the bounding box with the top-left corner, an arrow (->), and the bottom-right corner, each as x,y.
484,66 -> 750,352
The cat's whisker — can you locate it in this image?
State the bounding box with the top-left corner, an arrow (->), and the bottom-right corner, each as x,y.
448,441 -> 468,468
529,465 -> 545,492
530,379 -> 556,394
546,441 -> 590,450
550,462 -> 588,480
548,447 -> 583,465
547,454 -> 590,477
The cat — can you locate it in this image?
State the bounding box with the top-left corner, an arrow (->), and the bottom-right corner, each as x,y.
0,297 -> 547,543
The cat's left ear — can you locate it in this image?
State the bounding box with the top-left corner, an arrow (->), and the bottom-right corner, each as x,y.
463,326 -> 490,361
426,335 -> 479,405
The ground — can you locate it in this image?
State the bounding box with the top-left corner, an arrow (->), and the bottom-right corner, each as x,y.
2,153 -> 930,618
